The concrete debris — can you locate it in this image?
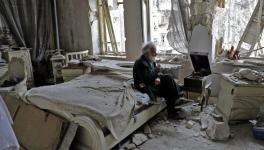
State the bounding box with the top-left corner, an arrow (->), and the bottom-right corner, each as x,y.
180,119 -> 187,126
190,116 -> 201,123
206,118 -> 230,141
165,121 -> 170,124
185,120 -> 195,129
124,143 -> 137,150
157,132 -> 163,136
147,134 -> 156,139
143,124 -> 152,134
193,132 -> 200,137
233,68 -> 264,83
211,112 -> 223,122
200,116 -> 209,131
200,131 -> 207,138
132,133 -> 148,146
162,115 -> 168,121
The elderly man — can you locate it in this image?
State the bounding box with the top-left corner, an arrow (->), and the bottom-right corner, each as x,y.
133,42 -> 182,118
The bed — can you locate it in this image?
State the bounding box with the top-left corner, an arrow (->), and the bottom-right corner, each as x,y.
24,70 -> 166,150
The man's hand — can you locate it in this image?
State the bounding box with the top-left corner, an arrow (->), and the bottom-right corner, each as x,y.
156,64 -> 161,72
139,83 -> 146,88
154,78 -> 161,85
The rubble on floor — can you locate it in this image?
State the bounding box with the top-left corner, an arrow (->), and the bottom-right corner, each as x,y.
116,103 -> 264,150
206,117 -> 230,141
132,134 -> 148,146
123,143 -> 136,150
250,110 -> 264,140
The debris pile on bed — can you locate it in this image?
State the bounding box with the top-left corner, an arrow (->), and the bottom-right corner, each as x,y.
232,68 -> 264,83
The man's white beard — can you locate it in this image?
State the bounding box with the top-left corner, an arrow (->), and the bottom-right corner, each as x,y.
149,55 -> 156,62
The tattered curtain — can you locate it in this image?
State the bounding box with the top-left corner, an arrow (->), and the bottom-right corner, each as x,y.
167,0 -> 190,54
0,0 -> 53,76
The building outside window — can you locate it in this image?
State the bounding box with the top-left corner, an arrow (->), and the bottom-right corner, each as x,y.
149,0 -> 175,54
106,0 -> 125,55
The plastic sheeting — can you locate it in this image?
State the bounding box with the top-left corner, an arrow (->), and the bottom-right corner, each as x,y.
0,96 -> 19,150
167,0 -> 190,54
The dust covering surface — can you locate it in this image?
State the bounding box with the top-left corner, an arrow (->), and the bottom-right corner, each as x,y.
25,74 -> 136,139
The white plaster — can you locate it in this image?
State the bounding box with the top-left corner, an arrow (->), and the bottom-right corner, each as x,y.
124,0 -> 144,60
89,0 -> 100,55
189,25 -> 213,63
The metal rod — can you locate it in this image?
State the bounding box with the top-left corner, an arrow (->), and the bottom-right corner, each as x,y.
240,46 -> 264,55
53,0 -> 60,50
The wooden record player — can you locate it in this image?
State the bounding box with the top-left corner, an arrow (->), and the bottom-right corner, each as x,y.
184,52 -> 211,92
183,52 -> 212,110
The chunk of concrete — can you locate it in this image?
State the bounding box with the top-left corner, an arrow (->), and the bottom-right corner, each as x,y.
132,133 -> 148,146
206,118 -> 230,141
185,120 -> 195,129
143,124 -> 152,134
200,118 -> 208,131
124,143 -> 136,150
148,134 -> 156,139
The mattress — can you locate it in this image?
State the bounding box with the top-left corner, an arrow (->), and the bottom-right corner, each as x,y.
24,73 -> 151,139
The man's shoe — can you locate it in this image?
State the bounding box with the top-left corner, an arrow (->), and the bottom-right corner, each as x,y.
167,112 -> 185,120
174,98 -> 193,109
167,109 -> 185,120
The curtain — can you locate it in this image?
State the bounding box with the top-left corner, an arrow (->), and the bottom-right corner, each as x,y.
167,0 -> 189,54
0,0 -> 53,63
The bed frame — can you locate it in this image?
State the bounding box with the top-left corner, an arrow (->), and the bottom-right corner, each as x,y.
68,102 -> 166,150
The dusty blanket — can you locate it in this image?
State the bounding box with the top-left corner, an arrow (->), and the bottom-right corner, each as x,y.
24,74 -> 136,139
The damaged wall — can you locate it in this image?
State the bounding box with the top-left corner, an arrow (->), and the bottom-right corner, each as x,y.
88,0 -> 100,55
57,0 -> 93,53
124,0 -> 144,60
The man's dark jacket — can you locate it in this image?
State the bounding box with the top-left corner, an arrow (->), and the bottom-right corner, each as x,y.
133,55 -> 158,100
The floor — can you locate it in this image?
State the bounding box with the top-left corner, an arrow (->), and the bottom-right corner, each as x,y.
140,116 -> 264,150
117,102 -> 264,150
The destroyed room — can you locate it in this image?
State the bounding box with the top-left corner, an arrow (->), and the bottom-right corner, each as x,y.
1,0 -> 264,150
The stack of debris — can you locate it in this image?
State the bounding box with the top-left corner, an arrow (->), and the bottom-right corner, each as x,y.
232,68 -> 264,83
120,127 -> 153,150
118,103 -> 232,150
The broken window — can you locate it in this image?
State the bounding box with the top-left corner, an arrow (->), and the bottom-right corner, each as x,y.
149,0 -> 190,55
106,0 -> 125,55
213,0 -> 258,51
150,0 -> 175,54
98,0 -> 125,56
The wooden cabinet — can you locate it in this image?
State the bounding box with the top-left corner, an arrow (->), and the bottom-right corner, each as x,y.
217,74 -> 264,121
